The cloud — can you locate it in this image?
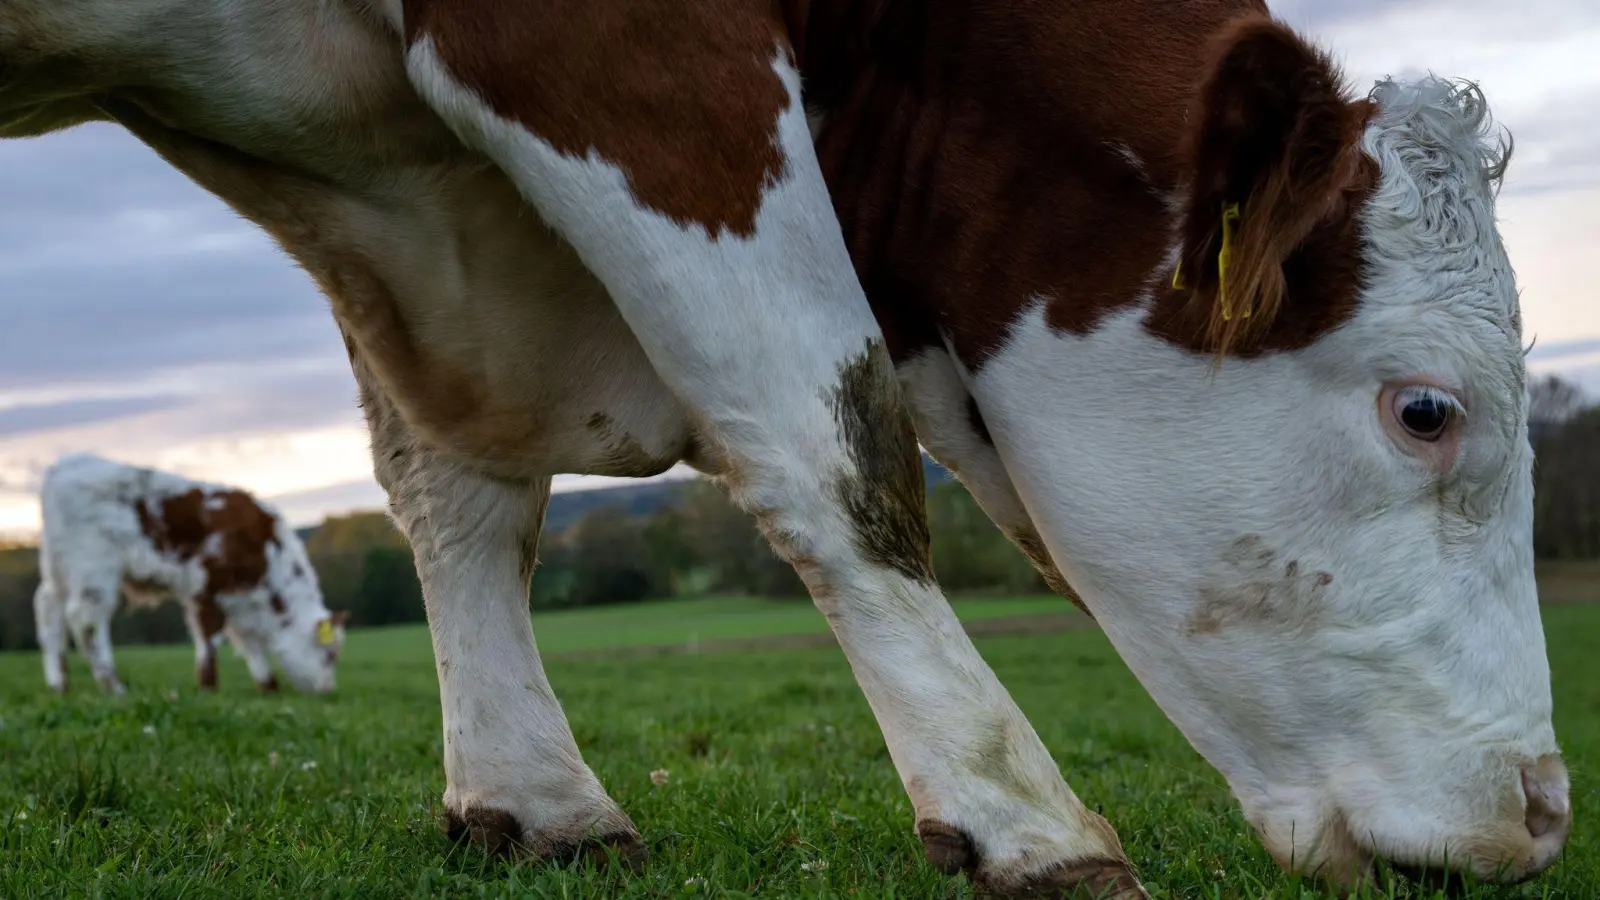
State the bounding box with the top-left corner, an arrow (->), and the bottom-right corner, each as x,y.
0,394 -> 187,438
0,3 -> 1596,538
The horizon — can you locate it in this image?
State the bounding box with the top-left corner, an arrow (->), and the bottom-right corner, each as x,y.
3,0 -> 1598,540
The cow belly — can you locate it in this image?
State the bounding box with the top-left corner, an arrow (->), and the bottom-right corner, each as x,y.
318,166 -> 696,480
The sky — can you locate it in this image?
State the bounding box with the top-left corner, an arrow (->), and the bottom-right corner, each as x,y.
1,0 -> 1598,540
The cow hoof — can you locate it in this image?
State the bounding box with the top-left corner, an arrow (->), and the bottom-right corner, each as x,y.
444,805 -> 647,870
918,819 -> 1149,899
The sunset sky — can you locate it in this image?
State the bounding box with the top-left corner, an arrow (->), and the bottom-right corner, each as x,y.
1,0 -> 1597,539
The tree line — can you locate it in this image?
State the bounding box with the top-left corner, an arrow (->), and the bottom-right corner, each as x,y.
0,374 -> 1594,650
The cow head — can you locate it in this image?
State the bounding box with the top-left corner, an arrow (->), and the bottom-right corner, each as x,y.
264,528 -> 347,694
270,607 -> 348,695
983,18 -> 1567,886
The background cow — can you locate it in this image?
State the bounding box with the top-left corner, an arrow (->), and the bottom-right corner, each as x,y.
34,453 -> 347,694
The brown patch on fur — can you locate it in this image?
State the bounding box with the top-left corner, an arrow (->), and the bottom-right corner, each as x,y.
828,339 -> 935,584
1186,536 -> 1334,635
195,594 -> 227,641
269,593 -> 287,615
137,486 -> 283,642
408,0 -> 792,239
804,1 -> 1371,368
196,651 -> 218,691
444,806 -> 646,869
1148,16 -> 1379,359
917,820 -> 1146,898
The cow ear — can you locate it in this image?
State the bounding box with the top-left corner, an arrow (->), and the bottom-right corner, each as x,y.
1174,16 -> 1371,355
331,610 -> 350,629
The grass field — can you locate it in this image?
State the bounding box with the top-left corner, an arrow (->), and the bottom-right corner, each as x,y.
0,589 -> 1594,899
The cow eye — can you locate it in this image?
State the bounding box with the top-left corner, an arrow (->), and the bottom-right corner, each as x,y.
1393,386 -> 1458,442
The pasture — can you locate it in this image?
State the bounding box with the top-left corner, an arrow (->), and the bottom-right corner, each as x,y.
0,584 -> 1595,899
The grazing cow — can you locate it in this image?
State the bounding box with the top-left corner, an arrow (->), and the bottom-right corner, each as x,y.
0,0 -> 1571,894
34,453 -> 347,694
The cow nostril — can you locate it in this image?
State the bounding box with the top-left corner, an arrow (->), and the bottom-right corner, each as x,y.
1522,754 -> 1571,841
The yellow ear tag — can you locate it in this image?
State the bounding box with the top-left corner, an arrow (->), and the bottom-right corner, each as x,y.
1217,202 -> 1245,320
317,619 -> 335,645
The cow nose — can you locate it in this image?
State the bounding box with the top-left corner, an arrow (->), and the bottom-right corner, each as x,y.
1523,754 -> 1571,862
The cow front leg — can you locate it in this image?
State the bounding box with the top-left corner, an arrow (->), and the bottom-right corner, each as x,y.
225,632 -> 280,693
352,351 -> 641,867
402,32 -> 1143,898
184,608 -> 220,691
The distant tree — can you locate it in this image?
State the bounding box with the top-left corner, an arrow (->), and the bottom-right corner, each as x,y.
354,546 -> 425,625
0,571 -> 40,651
557,505 -> 661,606
303,511 -> 408,556
642,506 -> 706,595
926,482 -> 1048,594
675,480 -> 803,597
1533,404 -> 1600,559
1529,374 -> 1588,425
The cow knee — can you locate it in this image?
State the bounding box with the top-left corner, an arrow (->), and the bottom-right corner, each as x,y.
825,339 -> 934,583
733,339 -> 934,588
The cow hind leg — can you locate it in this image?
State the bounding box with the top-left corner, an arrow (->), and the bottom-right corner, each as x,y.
353,350 -> 641,867
402,25 -> 1144,898
65,583 -> 123,694
34,581 -> 69,692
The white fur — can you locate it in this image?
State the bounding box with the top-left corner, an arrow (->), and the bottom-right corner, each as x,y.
0,1 -> 1565,890
953,77 -> 1561,880
34,453 -> 344,694
403,42 -> 1127,879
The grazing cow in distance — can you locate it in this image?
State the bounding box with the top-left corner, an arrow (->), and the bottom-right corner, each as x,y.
0,0 -> 1571,895
34,453 -> 347,695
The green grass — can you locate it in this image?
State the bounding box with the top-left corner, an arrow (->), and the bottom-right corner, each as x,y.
0,596 -> 1594,899
351,594 -> 1078,658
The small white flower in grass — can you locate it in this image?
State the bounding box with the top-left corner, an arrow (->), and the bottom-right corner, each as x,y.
14,811 -> 26,821
300,760 -> 317,771
649,768 -> 669,786
142,725 -> 156,736
268,751 -> 279,768
800,860 -> 828,873
165,690 -> 179,701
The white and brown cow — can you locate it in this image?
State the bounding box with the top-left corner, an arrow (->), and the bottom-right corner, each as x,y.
0,0 -> 1572,894
34,453 -> 347,694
